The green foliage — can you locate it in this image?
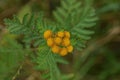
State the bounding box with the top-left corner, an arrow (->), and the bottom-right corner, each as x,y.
4,13 -> 45,48
4,13 -> 69,80
0,34 -> 25,80
53,0 -> 98,51
34,47 -> 61,80
98,48 -> 120,80
3,0 -> 98,80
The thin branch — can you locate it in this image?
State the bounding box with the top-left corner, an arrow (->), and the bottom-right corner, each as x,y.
12,62 -> 24,80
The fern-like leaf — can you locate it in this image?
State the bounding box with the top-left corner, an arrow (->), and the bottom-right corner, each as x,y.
54,0 -> 98,51
34,46 -> 62,80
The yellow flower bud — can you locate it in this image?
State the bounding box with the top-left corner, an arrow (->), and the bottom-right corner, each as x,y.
54,37 -> 62,45
47,38 -> 54,47
64,31 -> 70,38
57,31 -> 64,38
44,30 -> 52,39
52,45 -> 60,53
62,38 -> 70,46
67,45 -> 73,53
60,48 -> 68,56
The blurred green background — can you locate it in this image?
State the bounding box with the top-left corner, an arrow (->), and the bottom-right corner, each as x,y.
0,0 -> 120,80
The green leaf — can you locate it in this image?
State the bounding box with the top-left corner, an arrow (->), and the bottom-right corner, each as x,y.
54,0 -> 98,51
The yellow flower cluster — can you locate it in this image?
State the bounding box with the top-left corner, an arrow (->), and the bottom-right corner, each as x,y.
44,30 -> 73,56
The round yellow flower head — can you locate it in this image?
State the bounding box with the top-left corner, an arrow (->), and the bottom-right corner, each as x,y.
54,37 -> 62,45
67,45 -> 73,53
64,31 -> 70,38
44,30 -> 73,56
47,38 -> 54,47
52,45 -> 60,53
62,38 -> 70,46
44,30 -> 52,39
57,31 -> 64,38
60,48 -> 68,56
